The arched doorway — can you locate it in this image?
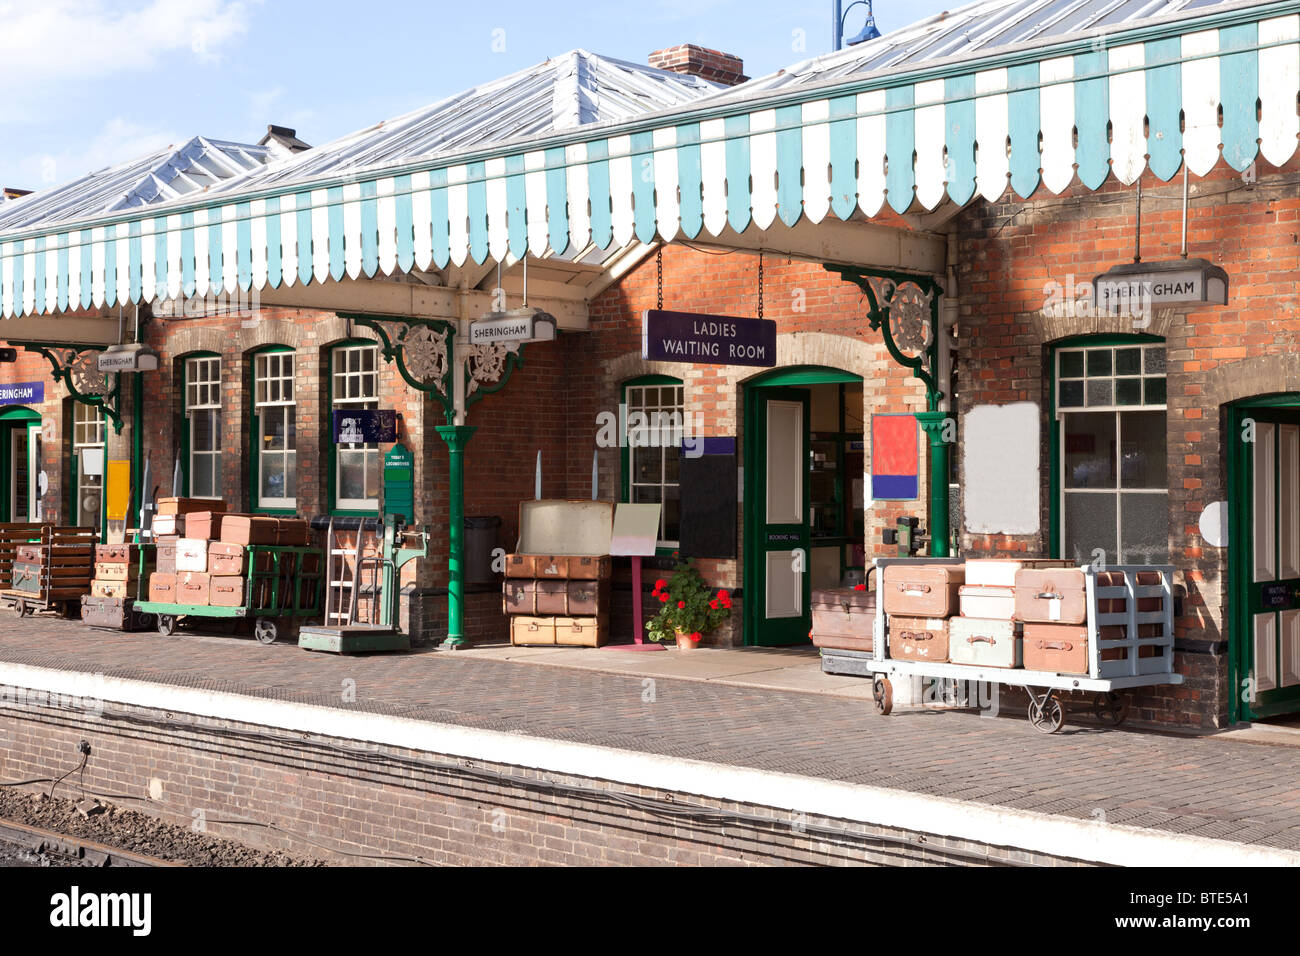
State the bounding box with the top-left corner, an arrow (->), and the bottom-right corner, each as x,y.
0,406 -> 41,522
1228,394 -> 1300,722
743,366 -> 864,646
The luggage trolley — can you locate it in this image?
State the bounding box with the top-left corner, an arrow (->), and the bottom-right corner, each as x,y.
132,542 -> 324,644
820,557 -> 1184,733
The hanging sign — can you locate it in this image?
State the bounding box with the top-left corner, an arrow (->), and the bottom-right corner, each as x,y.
642,309 -> 776,367
0,382 -> 43,406
332,409 -> 398,444
469,308 -> 557,345
1093,258 -> 1229,314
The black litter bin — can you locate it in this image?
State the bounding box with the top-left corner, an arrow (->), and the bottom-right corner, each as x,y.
464,515 -> 502,584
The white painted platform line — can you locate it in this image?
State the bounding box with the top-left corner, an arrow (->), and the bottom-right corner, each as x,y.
0,662 -> 1294,867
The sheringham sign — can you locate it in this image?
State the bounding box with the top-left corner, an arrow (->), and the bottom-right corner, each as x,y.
469,308 -> 557,345
0,381 -> 43,406
1093,258 -> 1229,315
641,309 -> 777,367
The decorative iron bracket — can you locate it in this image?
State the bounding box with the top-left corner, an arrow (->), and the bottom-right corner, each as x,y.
20,343 -> 123,433
464,340 -> 527,407
826,266 -> 944,411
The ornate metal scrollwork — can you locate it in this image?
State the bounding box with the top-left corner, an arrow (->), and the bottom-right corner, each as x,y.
464,341 -> 524,404
22,343 -> 123,432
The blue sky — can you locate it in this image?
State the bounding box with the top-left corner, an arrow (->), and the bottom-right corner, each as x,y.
1,0 -> 952,193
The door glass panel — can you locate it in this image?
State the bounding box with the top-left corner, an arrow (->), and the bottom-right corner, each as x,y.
1254,614 -> 1278,694
1063,412 -> 1114,489
1120,493 -> 1169,564
765,400 -> 803,525
1253,422 -> 1277,583
1120,411 -> 1167,488
1282,425 -> 1300,580
1063,492 -> 1116,566
1281,609 -> 1300,688
765,550 -> 801,618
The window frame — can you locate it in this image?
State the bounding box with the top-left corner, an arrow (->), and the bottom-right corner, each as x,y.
250,346 -> 297,513
620,375 -> 685,552
182,352 -> 223,501
328,341 -> 382,514
1049,334 -> 1168,564
70,402 -> 105,529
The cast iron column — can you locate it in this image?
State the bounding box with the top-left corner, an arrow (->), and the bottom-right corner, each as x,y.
436,424 -> 476,648
915,411 -> 952,557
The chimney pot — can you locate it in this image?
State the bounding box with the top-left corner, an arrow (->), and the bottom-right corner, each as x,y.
648,44 -> 746,87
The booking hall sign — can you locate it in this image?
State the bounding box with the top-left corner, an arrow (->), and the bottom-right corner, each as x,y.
642,310 -> 777,368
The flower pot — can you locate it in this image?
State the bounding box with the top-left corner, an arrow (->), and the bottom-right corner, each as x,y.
675,630 -> 700,652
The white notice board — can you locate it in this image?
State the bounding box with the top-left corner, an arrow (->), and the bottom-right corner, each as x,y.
962,402 -> 1040,535
611,503 -> 662,556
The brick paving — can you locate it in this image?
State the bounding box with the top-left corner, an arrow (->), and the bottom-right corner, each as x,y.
0,615 -> 1298,851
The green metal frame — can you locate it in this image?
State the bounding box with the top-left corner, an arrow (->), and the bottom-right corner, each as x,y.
341,312 -> 458,422
133,542 -> 324,620
248,345 -> 297,515
1227,394 -> 1300,724
1046,333 -> 1166,559
0,407 -> 40,523
19,343 -> 123,434
620,373 -> 683,556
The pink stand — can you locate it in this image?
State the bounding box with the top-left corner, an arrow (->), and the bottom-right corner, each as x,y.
605,555 -> 664,651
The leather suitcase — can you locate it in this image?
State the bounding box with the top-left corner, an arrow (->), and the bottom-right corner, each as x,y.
1015,567 -> 1088,624
888,615 -> 949,662
504,554 -> 538,578
811,588 -> 875,652
958,584 -> 1016,619
208,542 -> 246,576
11,562 -> 42,593
567,555 -> 612,581
96,543 -> 137,563
93,561 -> 138,582
503,579 -> 537,615
566,580 -> 608,615
535,579 -> 570,614
152,514 -> 185,537
219,515 -> 310,547
156,541 -> 178,574
1022,623 -> 1089,674
149,572 -> 177,603
510,615 -> 556,646
555,615 -> 607,647
81,595 -> 150,631
91,579 -> 133,600
175,571 -> 210,606
534,555 -> 571,578
882,564 -> 964,617
1096,570 -> 1164,614
964,558 -> 1070,587
175,539 -> 209,573
157,497 -> 227,516
185,511 -> 228,541
15,545 -> 43,564
948,617 -> 1022,667
209,576 -> 246,607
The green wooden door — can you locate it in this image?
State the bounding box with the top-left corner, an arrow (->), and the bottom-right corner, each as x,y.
1231,401 -> 1300,721
745,387 -> 812,646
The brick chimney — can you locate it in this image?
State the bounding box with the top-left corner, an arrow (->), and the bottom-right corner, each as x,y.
648,44 -> 747,87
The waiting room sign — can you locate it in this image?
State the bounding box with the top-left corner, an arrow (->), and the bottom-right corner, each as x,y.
642,309 -> 776,367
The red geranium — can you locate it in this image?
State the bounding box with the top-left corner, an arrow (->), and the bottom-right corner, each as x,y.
853,583 -> 866,591
709,600 -> 718,610
654,579 -> 667,590
689,632 -> 701,643
659,593 -> 669,603
677,601 -> 685,609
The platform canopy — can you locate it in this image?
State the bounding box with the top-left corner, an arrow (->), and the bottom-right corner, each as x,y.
0,0 -> 1296,326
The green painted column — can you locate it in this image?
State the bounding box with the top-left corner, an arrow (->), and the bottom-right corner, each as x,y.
131,373 -> 143,539
915,411 -> 952,558
436,424 -> 477,649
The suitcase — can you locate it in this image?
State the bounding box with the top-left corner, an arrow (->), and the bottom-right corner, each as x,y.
555,615 -> 607,647
510,615 -> 556,646
208,542 -> 246,576
15,545 -> 43,564
149,572 -> 177,603
567,555 -> 612,580
175,539 -> 209,573
958,584 -> 1017,619
510,499 -> 614,581
156,541 -> 178,574
504,554 -> 539,579
1096,570 -> 1165,614
502,579 -> 536,615
91,579 -> 133,600
219,515 -> 310,546
157,497 -> 227,516
888,615 -> 949,662
81,595 -> 151,631
964,558 -> 1070,587
175,571 -> 210,606
152,514 -> 185,537
1022,623 -> 1089,674
95,543 -> 137,563
810,588 -> 875,652
11,562 -> 42,593
566,580 -> 609,615
209,576 -> 246,608
881,564 -> 964,617
185,511 -> 229,541
535,579 -> 570,614
1015,567 -> 1088,624
93,561 -> 138,582
948,617 -> 1022,668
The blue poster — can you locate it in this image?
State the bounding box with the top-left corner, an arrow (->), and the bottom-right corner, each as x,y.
332,408 -> 398,443
0,382 -> 44,406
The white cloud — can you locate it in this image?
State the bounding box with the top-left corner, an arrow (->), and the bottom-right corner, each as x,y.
14,116 -> 181,191
0,0 -> 255,87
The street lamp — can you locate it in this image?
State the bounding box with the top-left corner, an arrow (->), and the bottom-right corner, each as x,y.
833,0 -> 882,51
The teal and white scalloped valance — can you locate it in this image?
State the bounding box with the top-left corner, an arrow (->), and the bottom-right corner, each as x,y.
2,10 -> 1297,321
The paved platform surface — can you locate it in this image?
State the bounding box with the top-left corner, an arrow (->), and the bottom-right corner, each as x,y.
1,615 -> 1299,852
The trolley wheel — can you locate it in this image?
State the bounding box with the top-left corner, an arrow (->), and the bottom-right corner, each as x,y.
156,614 -> 177,637
253,618 -> 278,645
13,598 -> 30,618
1027,693 -> 1065,734
1092,691 -> 1129,727
872,676 -> 894,716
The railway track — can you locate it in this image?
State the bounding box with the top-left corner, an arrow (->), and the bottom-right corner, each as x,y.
0,817 -> 179,867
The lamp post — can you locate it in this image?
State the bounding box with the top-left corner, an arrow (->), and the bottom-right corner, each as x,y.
832,0 -> 881,52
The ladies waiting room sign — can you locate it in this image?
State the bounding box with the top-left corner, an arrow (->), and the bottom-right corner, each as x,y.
642,310 -> 776,367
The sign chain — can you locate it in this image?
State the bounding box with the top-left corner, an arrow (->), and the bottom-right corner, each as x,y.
656,246 -> 663,310
757,252 -> 764,320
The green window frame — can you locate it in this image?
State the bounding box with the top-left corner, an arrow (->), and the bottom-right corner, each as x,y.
621,375 -> 684,552
1049,334 -> 1167,564
249,346 -> 297,514
328,341 -> 381,515
181,352 -> 223,500
70,401 -> 105,528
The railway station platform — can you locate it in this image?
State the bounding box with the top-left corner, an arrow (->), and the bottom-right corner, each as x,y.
0,616 -> 1297,866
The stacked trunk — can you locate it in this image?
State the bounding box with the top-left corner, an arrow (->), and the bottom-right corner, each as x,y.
9,528 -> 95,603
82,544 -> 150,630
810,588 -> 875,652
